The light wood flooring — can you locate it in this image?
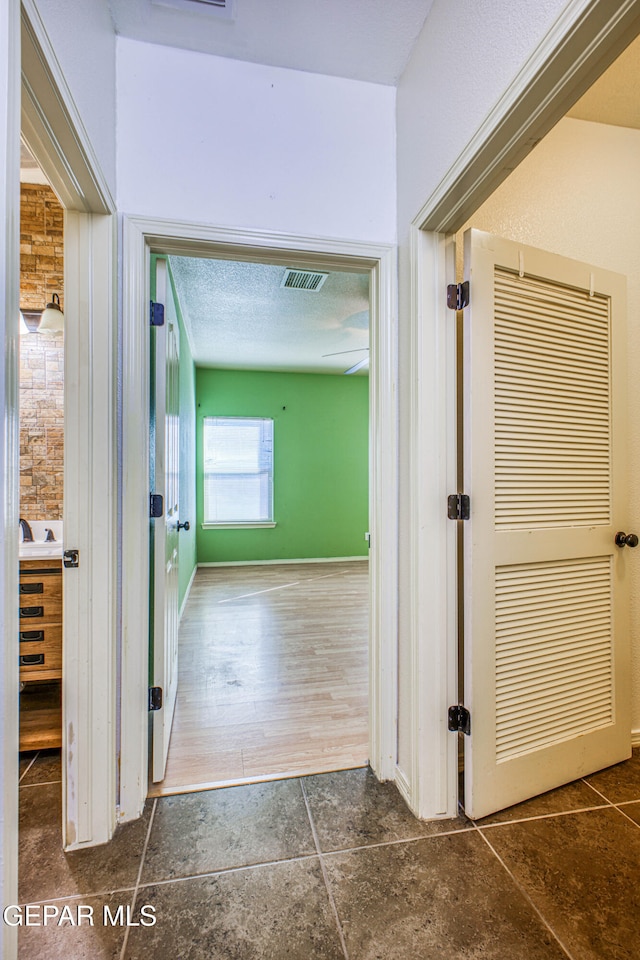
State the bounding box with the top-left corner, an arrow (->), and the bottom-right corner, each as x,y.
148,561 -> 369,797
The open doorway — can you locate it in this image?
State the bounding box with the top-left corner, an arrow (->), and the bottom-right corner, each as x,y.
148,254 -> 372,796
17,144 -> 65,766
119,219 -> 397,824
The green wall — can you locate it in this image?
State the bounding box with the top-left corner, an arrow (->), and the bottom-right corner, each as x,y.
196,369 -> 369,562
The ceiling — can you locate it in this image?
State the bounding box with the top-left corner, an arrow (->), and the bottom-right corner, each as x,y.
566,33 -> 640,129
168,256 -> 370,375
107,0 -> 435,86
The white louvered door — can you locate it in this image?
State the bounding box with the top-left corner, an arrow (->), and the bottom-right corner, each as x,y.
463,229 -> 631,820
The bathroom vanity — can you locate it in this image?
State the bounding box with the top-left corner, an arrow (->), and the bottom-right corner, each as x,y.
19,529 -> 63,751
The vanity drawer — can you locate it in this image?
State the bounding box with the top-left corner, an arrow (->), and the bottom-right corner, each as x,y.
19,624 -> 62,679
18,595 -> 62,622
19,571 -> 62,603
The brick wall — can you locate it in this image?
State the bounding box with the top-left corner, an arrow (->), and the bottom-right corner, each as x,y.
19,184 -> 64,522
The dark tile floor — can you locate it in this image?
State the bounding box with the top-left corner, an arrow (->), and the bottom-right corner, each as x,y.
17,748 -> 640,959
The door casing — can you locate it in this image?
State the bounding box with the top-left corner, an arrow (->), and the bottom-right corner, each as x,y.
404,0 -> 640,819
118,217 -> 398,823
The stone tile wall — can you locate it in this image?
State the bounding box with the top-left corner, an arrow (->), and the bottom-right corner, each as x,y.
19,183 -> 64,522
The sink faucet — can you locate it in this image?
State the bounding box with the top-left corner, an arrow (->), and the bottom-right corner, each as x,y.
19,518 -> 34,542
44,528 -> 56,542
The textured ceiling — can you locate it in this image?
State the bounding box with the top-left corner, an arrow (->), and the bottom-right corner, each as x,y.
168,256 -> 370,374
567,34 -> 640,129
108,0 -> 435,85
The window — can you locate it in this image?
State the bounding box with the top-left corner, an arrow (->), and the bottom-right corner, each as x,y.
203,417 -> 274,525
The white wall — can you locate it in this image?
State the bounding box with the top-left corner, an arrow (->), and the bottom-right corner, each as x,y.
30,0 -> 117,197
394,0 -> 577,779
460,116 -> 640,734
395,0 -> 572,233
116,38 -> 397,244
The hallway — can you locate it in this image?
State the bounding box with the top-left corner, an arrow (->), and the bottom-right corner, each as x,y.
18,747 -> 640,959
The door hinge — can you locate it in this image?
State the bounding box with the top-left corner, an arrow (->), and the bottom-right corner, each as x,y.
149,687 -> 163,711
446,281 -> 469,311
150,300 -> 165,327
150,493 -> 164,518
448,705 -> 471,736
447,494 -> 470,520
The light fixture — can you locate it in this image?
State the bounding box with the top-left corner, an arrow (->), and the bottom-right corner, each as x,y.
19,312 -> 29,335
38,293 -> 64,333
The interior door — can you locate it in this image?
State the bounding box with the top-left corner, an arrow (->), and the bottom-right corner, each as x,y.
151,258 -> 180,782
463,228 -> 632,820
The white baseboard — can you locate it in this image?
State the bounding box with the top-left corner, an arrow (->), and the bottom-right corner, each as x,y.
198,556 -> 368,568
179,563 -> 198,620
394,765 -> 412,807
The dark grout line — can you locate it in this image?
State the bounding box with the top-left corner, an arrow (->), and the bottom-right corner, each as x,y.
18,752 -> 39,784
476,826 -> 577,960
300,779 -> 350,960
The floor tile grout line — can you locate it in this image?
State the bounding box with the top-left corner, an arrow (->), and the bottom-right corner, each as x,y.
137,853 -> 322,891
477,802 -> 612,830
580,778 -> 616,806
19,779 -> 62,789
20,887 -> 139,908
612,804 -> 640,830
18,752 -> 39,784
300,780 -> 350,960
319,826 -> 477,857
119,798 -> 158,960
476,826 -> 578,960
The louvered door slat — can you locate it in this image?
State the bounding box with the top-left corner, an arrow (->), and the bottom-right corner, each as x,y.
463,230 -> 630,820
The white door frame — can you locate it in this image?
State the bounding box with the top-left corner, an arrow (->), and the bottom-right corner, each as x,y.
119,215 -> 398,823
4,1 -> 117,867
1,3 -> 22,953
405,0 -> 640,819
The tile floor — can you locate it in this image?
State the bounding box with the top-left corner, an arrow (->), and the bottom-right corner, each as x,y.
17,748 -> 640,959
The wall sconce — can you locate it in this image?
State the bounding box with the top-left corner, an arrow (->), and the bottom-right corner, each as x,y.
19,312 -> 30,336
38,293 -> 64,333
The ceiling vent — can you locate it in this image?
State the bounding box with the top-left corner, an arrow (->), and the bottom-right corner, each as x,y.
281,269 -> 328,292
152,0 -> 235,19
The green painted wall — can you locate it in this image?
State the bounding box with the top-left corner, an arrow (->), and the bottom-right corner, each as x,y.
196,369 -> 369,562
151,256 -> 197,609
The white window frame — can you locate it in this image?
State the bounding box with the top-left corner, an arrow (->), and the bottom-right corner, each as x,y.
202,415 -> 275,528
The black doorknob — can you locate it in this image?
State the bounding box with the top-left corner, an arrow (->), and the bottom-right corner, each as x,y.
615,531 -> 638,548
177,521 -> 190,532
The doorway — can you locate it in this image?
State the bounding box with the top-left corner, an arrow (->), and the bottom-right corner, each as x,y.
17,144 -> 65,777
118,220 -> 398,824
148,253 -> 372,795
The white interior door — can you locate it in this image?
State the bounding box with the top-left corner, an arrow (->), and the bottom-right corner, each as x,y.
463,228 -> 632,820
152,258 -> 180,782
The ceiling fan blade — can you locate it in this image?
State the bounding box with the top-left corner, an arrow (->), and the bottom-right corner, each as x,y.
322,347 -> 369,358
344,356 -> 369,375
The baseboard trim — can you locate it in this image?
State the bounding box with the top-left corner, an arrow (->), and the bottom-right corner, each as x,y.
394,765 -> 411,806
632,729 -> 640,748
179,564 -> 198,621
198,556 -> 368,568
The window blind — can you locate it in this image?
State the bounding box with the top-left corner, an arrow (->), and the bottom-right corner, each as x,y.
203,417 -> 274,523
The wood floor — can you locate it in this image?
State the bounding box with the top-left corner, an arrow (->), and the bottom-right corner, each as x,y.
148,561 -> 369,797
